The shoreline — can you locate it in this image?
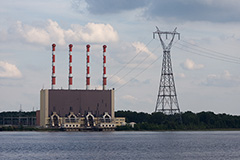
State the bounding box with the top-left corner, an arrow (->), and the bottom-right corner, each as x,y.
1,126 -> 240,132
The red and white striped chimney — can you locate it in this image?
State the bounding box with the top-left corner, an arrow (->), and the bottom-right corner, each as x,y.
86,44 -> 90,90
103,45 -> 107,90
51,43 -> 56,89
68,44 -> 73,90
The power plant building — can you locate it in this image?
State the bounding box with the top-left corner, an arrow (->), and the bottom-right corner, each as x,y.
39,44 -> 125,130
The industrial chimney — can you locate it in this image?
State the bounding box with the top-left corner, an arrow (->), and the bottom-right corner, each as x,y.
103,45 -> 107,90
68,44 -> 73,90
51,43 -> 56,89
86,44 -> 90,90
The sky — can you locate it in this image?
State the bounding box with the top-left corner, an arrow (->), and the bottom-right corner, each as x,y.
0,0 -> 240,114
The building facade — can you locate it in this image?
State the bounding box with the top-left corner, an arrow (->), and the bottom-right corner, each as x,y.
40,89 -> 125,130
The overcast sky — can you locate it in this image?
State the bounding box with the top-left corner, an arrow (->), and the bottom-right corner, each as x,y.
0,0 -> 240,114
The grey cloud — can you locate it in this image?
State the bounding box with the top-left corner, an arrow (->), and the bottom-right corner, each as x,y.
78,0 -> 240,22
201,71 -> 240,87
145,0 -> 240,22
80,0 -> 148,14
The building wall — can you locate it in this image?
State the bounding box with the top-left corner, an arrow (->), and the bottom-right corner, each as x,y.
40,89 -> 49,127
36,110 -> 40,126
115,117 -> 126,126
40,89 -> 115,127
111,89 -> 115,118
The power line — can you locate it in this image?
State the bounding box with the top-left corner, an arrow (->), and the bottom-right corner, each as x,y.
108,38 -> 154,81
113,39 -> 178,90
177,41 -> 240,62
109,45 -> 160,88
113,36 -> 240,92
116,55 -> 162,91
116,41 -> 177,90
175,44 -> 240,64
181,39 -> 240,60
175,37 -> 240,64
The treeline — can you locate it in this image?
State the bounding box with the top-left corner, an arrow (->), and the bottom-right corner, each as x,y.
1,110 -> 240,131
115,110 -> 240,131
0,111 -> 36,118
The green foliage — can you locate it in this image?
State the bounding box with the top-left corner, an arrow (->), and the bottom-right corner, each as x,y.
0,126 -> 40,131
115,125 -> 134,131
0,111 -> 36,118
115,110 -> 240,131
115,110 -> 150,123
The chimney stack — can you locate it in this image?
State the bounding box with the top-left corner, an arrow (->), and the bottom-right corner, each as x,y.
51,43 -> 56,89
68,44 -> 73,90
86,44 -> 90,90
103,45 -> 107,90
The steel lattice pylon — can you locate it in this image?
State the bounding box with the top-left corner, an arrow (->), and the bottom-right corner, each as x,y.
154,27 -> 181,115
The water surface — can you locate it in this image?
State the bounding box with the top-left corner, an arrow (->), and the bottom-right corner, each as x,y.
0,131 -> 239,160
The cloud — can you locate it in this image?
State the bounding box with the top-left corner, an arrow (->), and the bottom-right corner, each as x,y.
108,75 -> 126,86
94,85 -> 103,90
74,0 -> 240,22
202,70 -> 240,87
121,95 -> 138,101
113,41 -> 158,69
177,73 -> 186,78
132,41 -> 157,60
71,0 -> 88,13
16,21 -> 52,45
2,19 -> 119,46
0,61 -> 22,78
145,0 -> 240,22
83,0 -> 148,14
67,23 -> 118,43
181,59 -> 204,70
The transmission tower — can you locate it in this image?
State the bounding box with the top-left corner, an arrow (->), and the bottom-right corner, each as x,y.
154,26 -> 181,115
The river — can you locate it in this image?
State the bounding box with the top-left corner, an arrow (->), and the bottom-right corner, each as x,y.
0,131 -> 239,160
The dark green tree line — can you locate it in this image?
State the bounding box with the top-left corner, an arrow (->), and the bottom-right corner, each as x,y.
115,110 -> 240,130
0,111 -> 36,118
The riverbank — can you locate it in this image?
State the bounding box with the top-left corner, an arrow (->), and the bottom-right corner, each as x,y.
1,125 -> 240,132
0,126 -> 59,131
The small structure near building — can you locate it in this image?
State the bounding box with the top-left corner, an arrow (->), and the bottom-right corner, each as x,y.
115,117 -> 126,126
129,122 -> 136,128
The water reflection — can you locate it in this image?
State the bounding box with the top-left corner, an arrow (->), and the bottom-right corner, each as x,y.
0,131 -> 239,160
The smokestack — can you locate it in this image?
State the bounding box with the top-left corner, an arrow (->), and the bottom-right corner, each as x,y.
68,44 -> 73,90
103,45 -> 107,90
86,44 -> 90,90
51,43 -> 56,89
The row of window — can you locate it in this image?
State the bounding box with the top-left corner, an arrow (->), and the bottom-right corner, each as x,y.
63,124 -> 115,128
101,124 -> 115,127
64,124 -> 81,128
